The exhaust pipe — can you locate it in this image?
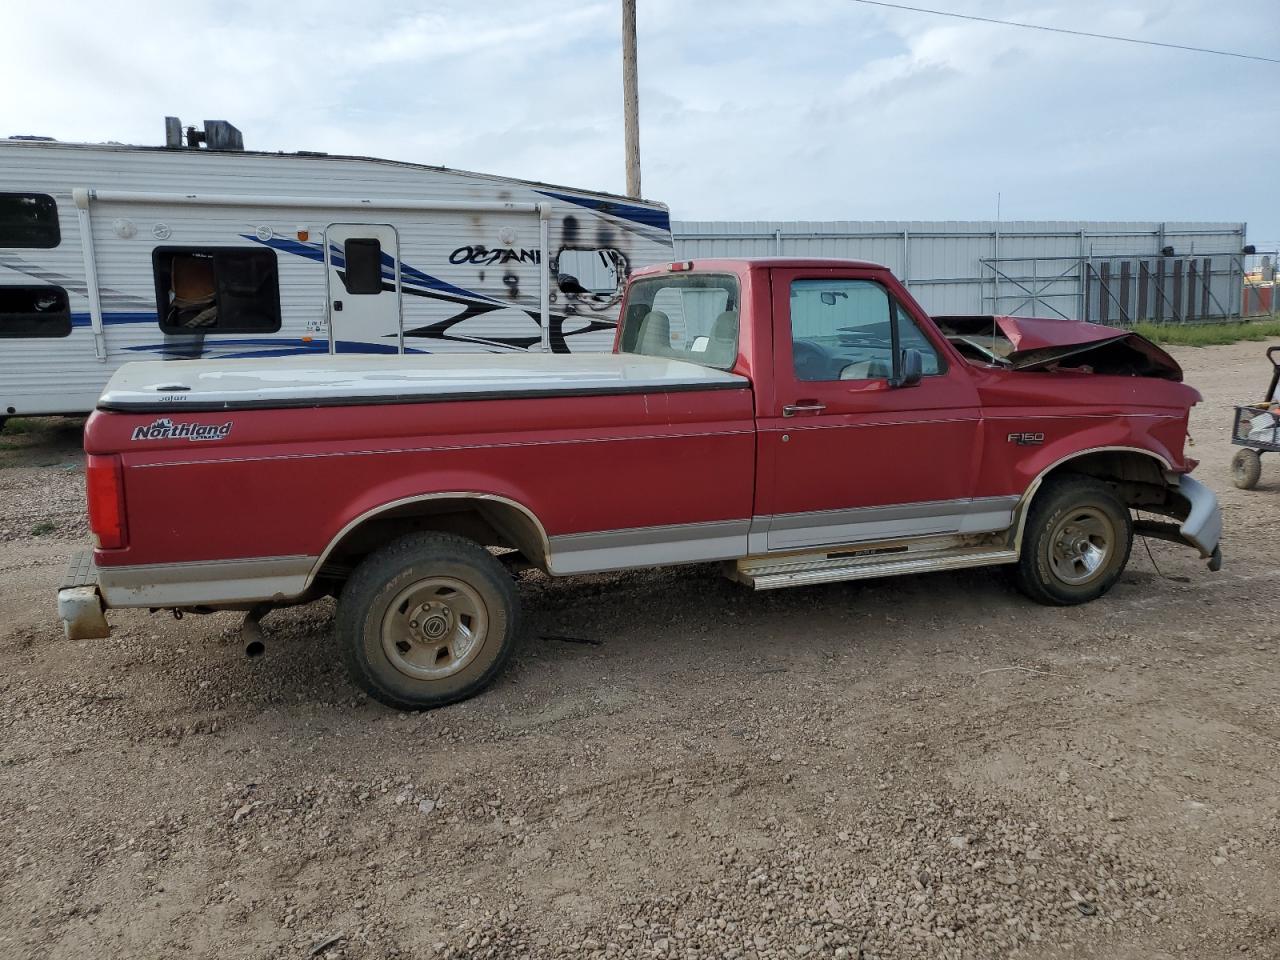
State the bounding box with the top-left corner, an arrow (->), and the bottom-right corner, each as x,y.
241,603 -> 270,658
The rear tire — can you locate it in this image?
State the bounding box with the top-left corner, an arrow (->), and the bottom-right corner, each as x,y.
1231,448 -> 1262,490
338,532 -> 521,710
1015,475 -> 1132,606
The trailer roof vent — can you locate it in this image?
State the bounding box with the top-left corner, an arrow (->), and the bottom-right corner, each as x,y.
165,117 -> 244,151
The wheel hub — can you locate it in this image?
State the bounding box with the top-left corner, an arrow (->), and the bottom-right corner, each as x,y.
411,602 -> 453,641
1048,508 -> 1114,586
381,577 -> 489,681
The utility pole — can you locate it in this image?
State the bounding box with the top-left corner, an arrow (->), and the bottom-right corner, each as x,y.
621,0 -> 641,198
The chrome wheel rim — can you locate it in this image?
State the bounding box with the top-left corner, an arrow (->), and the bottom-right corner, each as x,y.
1048,506 -> 1114,586
381,577 -> 488,680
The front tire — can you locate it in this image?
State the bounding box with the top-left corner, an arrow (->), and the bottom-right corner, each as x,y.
338,532 -> 521,710
1015,476 -> 1132,606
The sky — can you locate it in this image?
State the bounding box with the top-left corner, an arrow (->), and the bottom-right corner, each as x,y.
4,0 -> 1277,246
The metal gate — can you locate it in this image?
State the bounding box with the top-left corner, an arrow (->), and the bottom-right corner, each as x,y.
978,252 -> 1266,324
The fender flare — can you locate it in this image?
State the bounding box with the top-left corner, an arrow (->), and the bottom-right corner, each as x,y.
303,491 -> 552,590
1008,445 -> 1174,554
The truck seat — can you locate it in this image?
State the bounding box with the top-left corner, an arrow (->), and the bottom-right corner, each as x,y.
637,310 -> 672,356
703,311 -> 739,368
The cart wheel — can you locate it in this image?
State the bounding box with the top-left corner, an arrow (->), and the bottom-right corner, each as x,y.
1232,448 -> 1262,490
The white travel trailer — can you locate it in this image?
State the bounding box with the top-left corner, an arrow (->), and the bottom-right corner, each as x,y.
0,120 -> 674,420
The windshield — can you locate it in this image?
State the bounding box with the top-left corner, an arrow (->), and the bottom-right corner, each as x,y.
618,273 -> 740,370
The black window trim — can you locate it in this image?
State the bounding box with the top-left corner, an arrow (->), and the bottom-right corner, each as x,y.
0,192 -> 61,249
0,283 -> 72,339
152,245 -> 283,336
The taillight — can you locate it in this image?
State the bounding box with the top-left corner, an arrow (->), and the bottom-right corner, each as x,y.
86,454 -> 127,549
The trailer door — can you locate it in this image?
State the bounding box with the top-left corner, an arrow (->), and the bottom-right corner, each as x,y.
324,224 -> 402,354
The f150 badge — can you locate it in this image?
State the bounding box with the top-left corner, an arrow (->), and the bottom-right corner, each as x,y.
131,418 -> 233,442
1007,432 -> 1045,446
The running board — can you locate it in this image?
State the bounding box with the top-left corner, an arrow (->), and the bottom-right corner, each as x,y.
729,539 -> 1018,591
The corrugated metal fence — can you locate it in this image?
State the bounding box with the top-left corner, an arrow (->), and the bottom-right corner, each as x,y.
671,221 -> 1257,323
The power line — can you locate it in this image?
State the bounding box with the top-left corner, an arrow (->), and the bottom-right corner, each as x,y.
848,0 -> 1280,64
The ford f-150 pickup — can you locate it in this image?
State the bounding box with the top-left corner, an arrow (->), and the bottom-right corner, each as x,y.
58,257 -> 1223,709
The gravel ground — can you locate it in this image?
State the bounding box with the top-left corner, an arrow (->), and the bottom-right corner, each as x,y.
1,340 -> 1278,960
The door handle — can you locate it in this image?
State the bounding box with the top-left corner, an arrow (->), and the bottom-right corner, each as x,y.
782,401 -> 827,417
333,300 -> 344,311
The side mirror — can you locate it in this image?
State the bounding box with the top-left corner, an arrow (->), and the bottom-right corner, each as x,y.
892,348 -> 923,388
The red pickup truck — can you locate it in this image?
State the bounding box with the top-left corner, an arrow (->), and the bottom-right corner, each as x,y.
59,258 -> 1222,709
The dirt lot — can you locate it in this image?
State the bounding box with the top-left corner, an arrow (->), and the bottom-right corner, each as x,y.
2,340 -> 1278,960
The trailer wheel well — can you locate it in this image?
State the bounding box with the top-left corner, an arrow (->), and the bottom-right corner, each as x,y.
313,496 -> 550,587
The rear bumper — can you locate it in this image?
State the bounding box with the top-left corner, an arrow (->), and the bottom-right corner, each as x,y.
57,551 -> 111,640
1176,474 -> 1223,566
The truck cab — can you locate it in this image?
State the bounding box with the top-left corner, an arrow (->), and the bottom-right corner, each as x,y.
615,258 -> 1217,583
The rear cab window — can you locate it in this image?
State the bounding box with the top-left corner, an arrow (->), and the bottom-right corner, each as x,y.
618,273 -> 740,370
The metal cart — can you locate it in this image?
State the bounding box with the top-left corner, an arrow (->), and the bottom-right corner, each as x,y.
1230,346 -> 1280,490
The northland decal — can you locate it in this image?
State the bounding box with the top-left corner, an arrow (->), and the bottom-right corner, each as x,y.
130,419 -> 233,442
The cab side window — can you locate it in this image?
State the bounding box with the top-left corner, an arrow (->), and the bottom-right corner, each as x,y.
893,304 -> 944,376
788,278 -> 942,381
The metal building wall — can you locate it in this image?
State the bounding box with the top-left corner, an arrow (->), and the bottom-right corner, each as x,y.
672,221 -> 1249,322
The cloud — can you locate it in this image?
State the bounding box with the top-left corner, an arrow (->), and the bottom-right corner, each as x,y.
1,1 -> 1274,242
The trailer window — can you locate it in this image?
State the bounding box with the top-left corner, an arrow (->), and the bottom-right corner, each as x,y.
153,248 -> 281,334
342,238 -> 385,295
0,194 -> 60,248
619,273 -> 739,370
0,285 -> 71,338
557,248 -> 626,300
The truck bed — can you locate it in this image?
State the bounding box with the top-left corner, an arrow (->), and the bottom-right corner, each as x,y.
97,353 -> 748,412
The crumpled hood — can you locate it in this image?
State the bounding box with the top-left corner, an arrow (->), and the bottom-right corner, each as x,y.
934,315 -> 1183,381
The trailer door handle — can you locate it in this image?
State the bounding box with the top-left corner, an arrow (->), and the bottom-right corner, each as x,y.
782,401 -> 826,417
333,300 -> 343,311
